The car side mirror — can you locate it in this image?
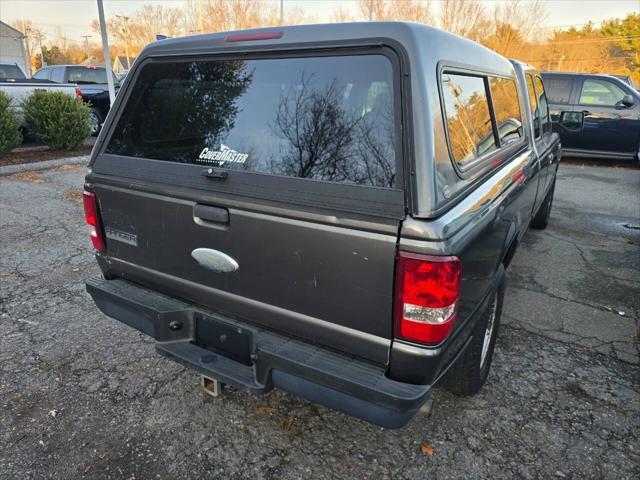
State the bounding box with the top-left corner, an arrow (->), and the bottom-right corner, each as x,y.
559,111 -> 584,132
621,94 -> 635,108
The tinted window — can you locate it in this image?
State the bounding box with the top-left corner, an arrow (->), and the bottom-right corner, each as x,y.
0,64 -> 25,79
526,74 -> 541,138
579,79 -> 626,106
106,54 -> 397,188
441,73 -> 495,168
535,76 -> 551,134
50,67 -> 64,83
33,68 -> 50,80
489,77 -> 523,146
65,66 -> 114,84
543,76 -> 573,104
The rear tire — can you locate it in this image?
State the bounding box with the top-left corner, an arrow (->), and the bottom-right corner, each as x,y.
442,269 -> 505,397
531,180 -> 555,230
89,108 -> 102,137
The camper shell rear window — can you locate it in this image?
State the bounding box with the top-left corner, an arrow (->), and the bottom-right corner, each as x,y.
105,52 -> 399,189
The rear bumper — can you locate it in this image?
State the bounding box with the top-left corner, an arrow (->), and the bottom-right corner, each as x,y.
86,276 -> 430,428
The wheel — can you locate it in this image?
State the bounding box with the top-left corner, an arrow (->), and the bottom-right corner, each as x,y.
531,179 -> 555,230
442,268 -> 505,396
89,108 -> 102,137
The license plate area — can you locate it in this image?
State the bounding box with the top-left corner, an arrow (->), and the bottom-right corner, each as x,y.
194,314 -> 253,366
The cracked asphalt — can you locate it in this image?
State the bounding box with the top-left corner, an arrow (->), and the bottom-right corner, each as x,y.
1,161 -> 638,479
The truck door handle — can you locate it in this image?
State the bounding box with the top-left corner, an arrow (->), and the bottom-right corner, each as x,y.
194,204 -> 229,226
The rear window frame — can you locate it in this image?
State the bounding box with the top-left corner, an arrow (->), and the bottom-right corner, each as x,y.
437,63 -> 526,179
94,43 -> 408,219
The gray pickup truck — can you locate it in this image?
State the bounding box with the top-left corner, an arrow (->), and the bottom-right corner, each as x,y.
84,22 -> 560,428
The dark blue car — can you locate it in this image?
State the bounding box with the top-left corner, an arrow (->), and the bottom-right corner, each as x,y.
541,72 -> 640,162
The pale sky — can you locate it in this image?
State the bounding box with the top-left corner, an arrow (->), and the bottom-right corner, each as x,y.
1,0 -> 638,44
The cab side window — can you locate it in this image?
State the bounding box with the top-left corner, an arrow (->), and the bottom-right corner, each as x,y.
488,76 -> 523,146
579,79 -> 626,107
441,73 -> 496,169
534,76 -> 551,135
526,74 -> 541,139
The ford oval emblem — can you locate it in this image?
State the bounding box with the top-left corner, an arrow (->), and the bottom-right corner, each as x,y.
191,248 -> 239,273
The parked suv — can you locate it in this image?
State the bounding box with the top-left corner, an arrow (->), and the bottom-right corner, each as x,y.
85,23 -> 560,428
33,65 -> 118,135
541,72 -> 640,161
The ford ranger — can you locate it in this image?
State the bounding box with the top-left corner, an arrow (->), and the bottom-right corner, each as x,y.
84,23 -> 560,428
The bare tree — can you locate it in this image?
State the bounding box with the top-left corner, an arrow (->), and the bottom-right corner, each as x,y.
359,0 -> 434,24
439,0 -> 491,42
91,4 -> 185,55
272,73 -> 396,187
330,7 -> 356,23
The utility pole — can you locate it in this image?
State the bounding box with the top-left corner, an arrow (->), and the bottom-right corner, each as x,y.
280,0 -> 284,25
116,15 -> 131,70
97,0 -> 116,106
198,0 -> 204,33
81,35 -> 92,62
369,0 -> 374,21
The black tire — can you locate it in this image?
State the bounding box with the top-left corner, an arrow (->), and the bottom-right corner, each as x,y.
89,108 -> 103,137
442,268 -> 505,397
531,179 -> 555,230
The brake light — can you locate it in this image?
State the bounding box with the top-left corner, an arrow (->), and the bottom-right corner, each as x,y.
225,31 -> 283,42
394,252 -> 461,345
75,87 -> 82,97
83,191 -> 106,251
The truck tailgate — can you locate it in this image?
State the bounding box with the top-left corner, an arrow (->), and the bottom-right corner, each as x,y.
89,49 -> 406,364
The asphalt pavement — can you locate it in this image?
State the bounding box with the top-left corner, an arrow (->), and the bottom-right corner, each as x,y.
0,160 -> 638,479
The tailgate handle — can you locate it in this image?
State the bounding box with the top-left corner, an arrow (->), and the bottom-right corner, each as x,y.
194,204 -> 229,226
202,168 -> 228,180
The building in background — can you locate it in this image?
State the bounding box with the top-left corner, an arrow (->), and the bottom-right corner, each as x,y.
0,20 -> 30,76
112,55 -> 135,76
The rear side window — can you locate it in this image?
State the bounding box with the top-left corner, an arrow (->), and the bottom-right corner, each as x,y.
534,76 -> 551,134
440,73 -> 495,168
488,77 -> 522,146
543,76 -> 573,104
579,79 -> 626,106
105,54 -> 397,188
526,74 -> 540,138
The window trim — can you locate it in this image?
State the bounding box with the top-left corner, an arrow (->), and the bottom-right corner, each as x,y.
100,46 -> 403,190
534,75 -> 552,136
437,63 -> 526,178
526,73 -> 542,140
577,77 -> 628,108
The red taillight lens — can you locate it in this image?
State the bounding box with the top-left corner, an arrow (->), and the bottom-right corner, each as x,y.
75,87 -> 82,97
83,191 -> 105,251
225,31 -> 283,42
394,252 -> 461,345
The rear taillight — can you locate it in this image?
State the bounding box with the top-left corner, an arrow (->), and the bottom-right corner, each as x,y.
83,191 -> 105,251
394,252 -> 461,345
75,87 -> 82,97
